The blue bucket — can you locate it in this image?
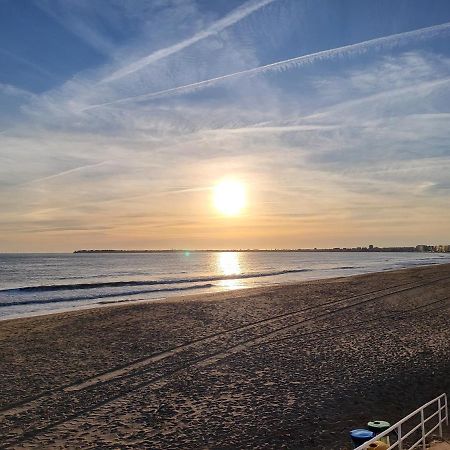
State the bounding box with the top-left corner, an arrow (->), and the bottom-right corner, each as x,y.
350,429 -> 375,447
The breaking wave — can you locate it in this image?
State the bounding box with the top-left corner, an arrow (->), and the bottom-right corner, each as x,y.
0,269 -> 312,294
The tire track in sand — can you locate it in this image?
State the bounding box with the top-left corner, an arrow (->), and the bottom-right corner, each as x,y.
1,276 -> 449,448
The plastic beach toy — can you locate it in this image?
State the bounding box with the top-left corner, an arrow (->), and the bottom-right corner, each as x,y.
366,441 -> 389,450
350,429 -> 376,447
367,420 -> 390,444
368,420 -> 390,432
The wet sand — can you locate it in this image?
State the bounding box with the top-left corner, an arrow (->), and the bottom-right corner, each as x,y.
1,264 -> 449,449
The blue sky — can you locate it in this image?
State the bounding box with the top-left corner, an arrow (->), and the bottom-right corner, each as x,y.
0,0 -> 450,251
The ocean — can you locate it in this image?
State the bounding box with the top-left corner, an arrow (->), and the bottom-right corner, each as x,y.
1,251 -> 449,320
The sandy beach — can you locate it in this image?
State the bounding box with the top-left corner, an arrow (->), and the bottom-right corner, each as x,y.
1,263 -> 449,449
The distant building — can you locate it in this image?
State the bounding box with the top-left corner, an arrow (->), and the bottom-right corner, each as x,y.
415,244 -> 450,253
433,245 -> 450,253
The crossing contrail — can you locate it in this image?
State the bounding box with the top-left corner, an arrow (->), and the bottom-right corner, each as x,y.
87,21 -> 450,110
104,0 -> 277,83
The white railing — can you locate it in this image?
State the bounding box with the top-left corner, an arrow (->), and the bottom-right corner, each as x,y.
355,393 -> 448,450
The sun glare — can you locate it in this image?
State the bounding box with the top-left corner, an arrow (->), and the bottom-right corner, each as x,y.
213,180 -> 246,216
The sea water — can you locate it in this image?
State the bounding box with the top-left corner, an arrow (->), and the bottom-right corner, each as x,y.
1,251 -> 449,320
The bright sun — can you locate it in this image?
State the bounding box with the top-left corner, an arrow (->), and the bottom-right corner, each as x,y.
213,180 -> 246,216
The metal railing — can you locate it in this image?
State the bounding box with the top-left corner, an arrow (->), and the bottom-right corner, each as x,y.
355,393 -> 448,450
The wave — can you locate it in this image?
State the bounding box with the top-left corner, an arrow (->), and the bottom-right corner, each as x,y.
0,269 -> 312,294
0,284 -> 214,308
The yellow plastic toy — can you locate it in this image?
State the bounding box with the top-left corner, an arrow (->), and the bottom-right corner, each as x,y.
366,441 -> 389,450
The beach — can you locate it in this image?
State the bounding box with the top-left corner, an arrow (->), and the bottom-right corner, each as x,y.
1,263 -> 449,449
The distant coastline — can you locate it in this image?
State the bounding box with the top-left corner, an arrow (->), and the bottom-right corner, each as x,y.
74,245 -> 450,254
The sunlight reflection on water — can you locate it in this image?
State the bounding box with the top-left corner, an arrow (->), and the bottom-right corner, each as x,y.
217,252 -> 242,288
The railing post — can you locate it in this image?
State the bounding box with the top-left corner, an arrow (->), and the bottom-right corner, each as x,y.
438,396 -> 443,438
421,408 -> 426,450
446,394 -> 449,426
398,423 -> 402,450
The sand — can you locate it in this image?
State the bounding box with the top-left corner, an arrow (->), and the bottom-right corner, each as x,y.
0,263 -> 449,449
430,442 -> 450,450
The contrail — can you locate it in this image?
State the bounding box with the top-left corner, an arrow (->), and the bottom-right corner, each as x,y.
26,161 -> 109,185
85,21 -> 450,111
104,0 -> 277,83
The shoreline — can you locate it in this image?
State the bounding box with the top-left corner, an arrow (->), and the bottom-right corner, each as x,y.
2,260 -> 449,322
1,263 -> 449,449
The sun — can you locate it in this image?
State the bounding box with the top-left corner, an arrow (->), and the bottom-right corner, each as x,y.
213,180 -> 246,216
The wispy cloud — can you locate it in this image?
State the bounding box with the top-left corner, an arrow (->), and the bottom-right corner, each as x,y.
2,0 -> 450,250
103,0 -> 277,82
87,21 -> 450,109
0,82 -> 35,100
26,161 -> 110,185
0,47 -> 56,79
34,0 -> 116,56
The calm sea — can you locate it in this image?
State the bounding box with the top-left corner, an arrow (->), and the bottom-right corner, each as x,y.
1,252 -> 449,320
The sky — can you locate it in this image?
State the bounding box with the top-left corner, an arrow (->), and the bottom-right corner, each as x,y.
0,0 -> 450,252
